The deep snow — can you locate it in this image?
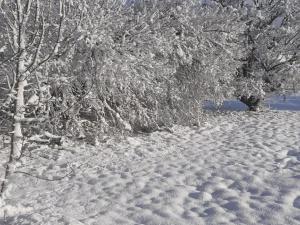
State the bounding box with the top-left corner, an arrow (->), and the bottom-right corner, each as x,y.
0,94 -> 300,225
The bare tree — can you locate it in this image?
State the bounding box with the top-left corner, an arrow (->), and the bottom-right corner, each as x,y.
0,0 -> 84,160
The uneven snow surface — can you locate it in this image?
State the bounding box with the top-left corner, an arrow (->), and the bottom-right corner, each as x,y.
1,99 -> 300,225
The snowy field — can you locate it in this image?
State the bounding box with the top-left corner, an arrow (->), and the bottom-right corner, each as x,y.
0,94 -> 300,225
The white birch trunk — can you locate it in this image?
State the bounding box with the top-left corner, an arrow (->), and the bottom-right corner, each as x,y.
12,0 -> 27,159
12,79 -> 27,160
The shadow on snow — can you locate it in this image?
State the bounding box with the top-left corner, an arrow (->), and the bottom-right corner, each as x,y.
203,92 -> 300,112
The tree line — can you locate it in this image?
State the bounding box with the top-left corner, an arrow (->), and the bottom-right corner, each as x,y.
0,0 -> 299,161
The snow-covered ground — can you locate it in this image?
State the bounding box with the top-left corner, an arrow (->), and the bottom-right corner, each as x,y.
0,94 -> 300,225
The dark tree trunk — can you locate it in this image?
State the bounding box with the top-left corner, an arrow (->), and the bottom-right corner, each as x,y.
240,95 -> 261,111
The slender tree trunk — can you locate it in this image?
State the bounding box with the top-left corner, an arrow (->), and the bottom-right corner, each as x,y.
0,135 -> 14,197
12,79 -> 27,160
12,14 -> 27,160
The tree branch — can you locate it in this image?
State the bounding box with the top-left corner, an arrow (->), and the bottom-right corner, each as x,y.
14,169 -> 74,181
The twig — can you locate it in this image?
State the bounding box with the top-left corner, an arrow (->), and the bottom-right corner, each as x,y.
14,168 -> 74,182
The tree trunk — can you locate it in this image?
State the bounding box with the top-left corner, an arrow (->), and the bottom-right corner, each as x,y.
240,95 -> 261,111
12,79 -> 27,160
12,1 -> 27,160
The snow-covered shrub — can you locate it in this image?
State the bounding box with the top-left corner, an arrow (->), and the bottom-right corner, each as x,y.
60,0 -> 245,137
229,0 -> 300,110
173,4 -> 244,107
66,0 -> 177,135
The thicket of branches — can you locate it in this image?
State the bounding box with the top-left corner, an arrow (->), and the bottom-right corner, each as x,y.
225,0 -> 300,110
0,0 -> 299,155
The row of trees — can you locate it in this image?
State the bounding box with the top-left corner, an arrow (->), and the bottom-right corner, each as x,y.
0,0 -> 299,160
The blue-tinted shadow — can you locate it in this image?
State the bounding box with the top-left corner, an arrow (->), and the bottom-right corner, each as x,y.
203,93 -> 300,112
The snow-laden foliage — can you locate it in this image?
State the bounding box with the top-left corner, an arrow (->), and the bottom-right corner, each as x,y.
0,0 -> 298,144
0,0 -> 85,158
51,0 -> 245,138
173,5 -> 244,105
210,0 -> 299,110
57,0 -> 178,135
234,0 -> 299,99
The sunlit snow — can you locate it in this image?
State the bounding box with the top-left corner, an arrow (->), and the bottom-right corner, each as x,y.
1,94 -> 300,225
